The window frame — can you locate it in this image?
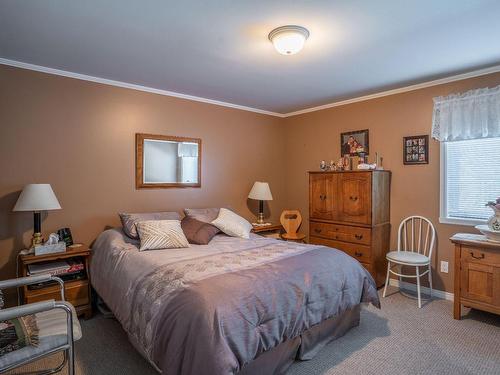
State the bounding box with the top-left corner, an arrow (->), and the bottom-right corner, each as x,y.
439,142 -> 490,226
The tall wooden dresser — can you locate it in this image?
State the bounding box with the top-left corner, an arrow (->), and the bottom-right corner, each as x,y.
309,171 -> 391,287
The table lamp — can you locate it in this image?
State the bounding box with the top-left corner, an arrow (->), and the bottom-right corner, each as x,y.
248,181 -> 273,224
13,184 -> 62,247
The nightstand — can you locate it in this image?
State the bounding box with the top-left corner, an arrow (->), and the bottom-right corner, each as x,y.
282,232 -> 307,243
19,245 -> 92,319
450,233 -> 500,319
252,224 -> 283,239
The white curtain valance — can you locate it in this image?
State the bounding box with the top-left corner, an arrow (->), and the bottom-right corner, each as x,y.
431,85 -> 500,142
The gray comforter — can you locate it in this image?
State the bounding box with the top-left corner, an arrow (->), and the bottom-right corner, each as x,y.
91,229 -> 379,375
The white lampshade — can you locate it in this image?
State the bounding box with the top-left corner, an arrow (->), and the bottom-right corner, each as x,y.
248,182 -> 273,201
13,184 -> 62,212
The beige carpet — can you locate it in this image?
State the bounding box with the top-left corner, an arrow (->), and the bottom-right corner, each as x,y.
6,291 -> 500,375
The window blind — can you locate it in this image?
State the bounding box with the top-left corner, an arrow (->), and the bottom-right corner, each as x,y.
444,137 -> 500,221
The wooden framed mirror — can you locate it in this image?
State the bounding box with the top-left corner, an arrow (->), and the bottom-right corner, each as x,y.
136,133 -> 201,189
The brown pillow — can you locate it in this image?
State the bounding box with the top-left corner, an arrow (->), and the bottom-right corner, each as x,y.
181,216 -> 220,245
183,208 -> 221,223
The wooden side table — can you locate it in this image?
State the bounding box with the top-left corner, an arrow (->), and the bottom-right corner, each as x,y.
252,224 -> 307,243
19,245 -> 92,319
252,224 -> 283,239
450,233 -> 500,320
281,232 -> 307,243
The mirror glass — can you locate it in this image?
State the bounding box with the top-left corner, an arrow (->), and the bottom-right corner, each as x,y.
136,134 -> 201,188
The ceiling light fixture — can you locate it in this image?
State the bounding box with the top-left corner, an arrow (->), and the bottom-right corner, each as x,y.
268,25 -> 309,55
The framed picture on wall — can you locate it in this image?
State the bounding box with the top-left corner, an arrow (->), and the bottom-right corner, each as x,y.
340,129 -> 369,156
403,135 -> 429,165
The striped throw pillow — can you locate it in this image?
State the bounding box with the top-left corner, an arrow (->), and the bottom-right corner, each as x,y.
136,220 -> 189,251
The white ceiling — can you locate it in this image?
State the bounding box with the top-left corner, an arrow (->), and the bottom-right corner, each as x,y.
1,0 -> 500,115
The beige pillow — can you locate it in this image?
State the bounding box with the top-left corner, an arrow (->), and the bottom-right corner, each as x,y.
136,220 -> 189,251
211,208 -> 253,239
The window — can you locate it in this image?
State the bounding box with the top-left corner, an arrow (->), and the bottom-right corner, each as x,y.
440,137 -> 500,225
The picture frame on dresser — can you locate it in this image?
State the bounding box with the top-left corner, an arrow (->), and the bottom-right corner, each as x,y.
340,129 -> 369,156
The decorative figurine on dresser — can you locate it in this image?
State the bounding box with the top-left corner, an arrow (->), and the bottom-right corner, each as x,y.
308,170 -> 391,287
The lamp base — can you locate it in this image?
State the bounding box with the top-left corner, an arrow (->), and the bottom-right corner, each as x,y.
256,212 -> 265,224
31,232 -> 43,248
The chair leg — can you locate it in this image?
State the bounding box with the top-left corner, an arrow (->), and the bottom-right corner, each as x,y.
428,265 -> 433,299
416,266 -> 421,308
383,261 -> 391,297
34,350 -> 67,375
398,265 -> 403,290
68,342 -> 75,375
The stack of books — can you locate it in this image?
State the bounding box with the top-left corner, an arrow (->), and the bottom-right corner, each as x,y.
27,258 -> 85,289
28,259 -> 84,276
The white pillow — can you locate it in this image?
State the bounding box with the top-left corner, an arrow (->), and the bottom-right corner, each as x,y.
136,220 -> 189,251
211,208 -> 253,239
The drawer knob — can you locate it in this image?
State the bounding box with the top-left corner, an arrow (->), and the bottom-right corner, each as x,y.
349,196 -> 359,201
314,228 -> 322,233
354,234 -> 363,240
470,252 -> 485,260
354,251 -> 363,257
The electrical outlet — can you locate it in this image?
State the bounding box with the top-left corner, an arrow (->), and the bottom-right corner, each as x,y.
440,261 -> 449,273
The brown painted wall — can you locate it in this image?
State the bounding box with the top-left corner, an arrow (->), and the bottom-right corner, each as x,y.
1,64 -> 499,299
283,71 -> 500,293
0,65 -> 286,300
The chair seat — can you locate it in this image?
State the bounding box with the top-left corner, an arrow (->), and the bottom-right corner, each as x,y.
386,251 -> 430,265
0,304 -> 81,370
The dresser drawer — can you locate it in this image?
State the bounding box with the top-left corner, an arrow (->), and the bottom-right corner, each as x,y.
310,236 -> 372,263
310,222 -> 371,245
461,246 -> 500,265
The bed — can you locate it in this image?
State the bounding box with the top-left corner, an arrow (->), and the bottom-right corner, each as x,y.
90,228 -> 380,375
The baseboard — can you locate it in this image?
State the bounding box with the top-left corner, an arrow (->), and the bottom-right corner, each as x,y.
388,279 -> 454,302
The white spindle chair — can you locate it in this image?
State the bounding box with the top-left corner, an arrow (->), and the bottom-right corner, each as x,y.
383,216 -> 436,308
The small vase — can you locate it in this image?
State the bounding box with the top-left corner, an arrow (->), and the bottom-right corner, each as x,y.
487,206 -> 500,232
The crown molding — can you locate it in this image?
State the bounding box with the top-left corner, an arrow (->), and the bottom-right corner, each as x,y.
2,57 -> 500,119
0,57 -> 285,118
284,64 -> 500,117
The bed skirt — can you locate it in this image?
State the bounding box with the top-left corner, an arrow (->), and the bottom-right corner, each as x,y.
238,304 -> 361,375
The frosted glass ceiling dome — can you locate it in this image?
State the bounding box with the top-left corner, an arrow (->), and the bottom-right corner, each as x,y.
268,25 -> 310,55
